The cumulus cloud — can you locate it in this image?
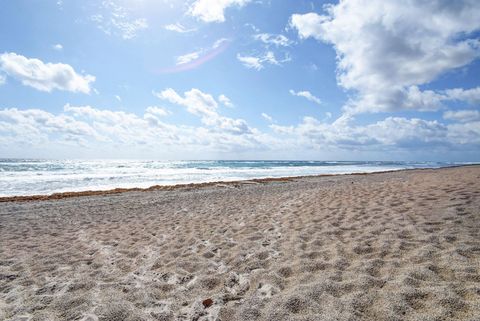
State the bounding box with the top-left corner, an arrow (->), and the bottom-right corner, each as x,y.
290,0 -> 480,114
145,106 -> 171,117
64,104 -> 140,125
62,101 -> 266,151
237,51 -> 290,70
236,54 -> 263,70
0,52 -> 95,93
218,94 -> 234,108
154,88 -> 217,117
253,33 -> 292,47
154,88 -> 252,135
267,112 -> 477,155
1,103 -> 479,157
188,0 -> 250,23
444,110 -> 480,123
289,13 -> 328,40
444,87 -> 480,105
52,44 -> 63,51
366,117 -> 448,148
447,121 -> 480,145
289,89 -> 321,105
270,115 -> 473,151
0,108 -> 99,146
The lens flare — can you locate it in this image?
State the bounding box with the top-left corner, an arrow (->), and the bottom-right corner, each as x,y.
159,39 -> 231,73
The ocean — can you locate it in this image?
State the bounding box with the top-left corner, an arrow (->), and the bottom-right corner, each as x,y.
0,159 -> 468,197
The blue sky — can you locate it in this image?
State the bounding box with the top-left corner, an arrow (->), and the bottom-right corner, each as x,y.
0,0 -> 479,161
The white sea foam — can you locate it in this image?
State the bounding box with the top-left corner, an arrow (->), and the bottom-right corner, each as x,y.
0,159 -> 466,197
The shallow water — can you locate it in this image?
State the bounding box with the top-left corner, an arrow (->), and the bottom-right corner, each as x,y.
0,159 -> 468,196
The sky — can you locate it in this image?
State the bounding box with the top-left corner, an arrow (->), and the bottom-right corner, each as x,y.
0,0 -> 479,161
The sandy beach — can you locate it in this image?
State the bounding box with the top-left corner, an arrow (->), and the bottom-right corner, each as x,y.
1,165 -> 479,321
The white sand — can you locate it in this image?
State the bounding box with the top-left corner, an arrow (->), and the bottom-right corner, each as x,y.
1,166 -> 479,321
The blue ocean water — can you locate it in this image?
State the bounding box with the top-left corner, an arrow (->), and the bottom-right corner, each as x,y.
0,159 -> 469,197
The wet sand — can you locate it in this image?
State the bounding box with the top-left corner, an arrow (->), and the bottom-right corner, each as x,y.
1,166 -> 479,321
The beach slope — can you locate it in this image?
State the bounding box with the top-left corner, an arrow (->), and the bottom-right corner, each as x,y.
1,166 -> 479,320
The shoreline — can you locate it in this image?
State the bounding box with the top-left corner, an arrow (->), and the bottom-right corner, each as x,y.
1,164 -> 477,203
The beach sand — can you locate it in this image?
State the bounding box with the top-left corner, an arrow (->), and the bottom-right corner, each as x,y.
1,166 -> 479,321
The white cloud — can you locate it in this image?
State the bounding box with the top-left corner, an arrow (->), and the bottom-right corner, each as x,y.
52,44 -> 63,51
154,88 -> 218,118
237,51 -> 290,70
115,95 -> 122,102
218,94 -> 234,108
270,115 -> 470,151
61,104 -> 180,146
0,74 -> 5,85
236,54 -> 263,70
176,51 -> 201,65
2,104 -> 479,157
213,38 -> 229,49
0,52 -> 95,93
352,85 -> 480,113
289,13 -> 328,40
114,18 -> 148,40
289,89 -> 322,105
289,1 -> 480,114
447,121 -> 480,145
173,38 -> 229,68
261,113 -> 273,122
91,1 -> 148,39
263,51 -> 281,65
64,104 -> 138,125
0,108 -> 99,143
254,33 -> 292,47
145,106 -> 171,117
444,110 -> 480,123
444,87 -> 480,105
365,117 -> 448,148
154,88 -> 252,135
188,0 -> 251,23
164,23 -> 196,33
